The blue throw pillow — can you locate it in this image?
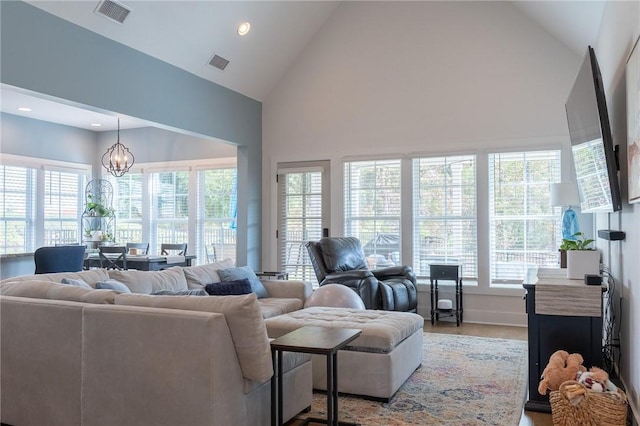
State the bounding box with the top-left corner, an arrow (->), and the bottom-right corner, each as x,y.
151,289 -> 207,296
95,279 -> 131,293
60,277 -> 92,289
205,278 -> 253,296
217,266 -> 269,299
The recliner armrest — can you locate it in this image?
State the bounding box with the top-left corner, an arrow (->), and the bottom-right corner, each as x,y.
372,265 -> 416,282
324,270 -> 374,281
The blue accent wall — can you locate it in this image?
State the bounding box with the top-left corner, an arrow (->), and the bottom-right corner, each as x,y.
1,1 -> 262,268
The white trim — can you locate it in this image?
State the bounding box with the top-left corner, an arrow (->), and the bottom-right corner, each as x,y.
1,153 -> 92,173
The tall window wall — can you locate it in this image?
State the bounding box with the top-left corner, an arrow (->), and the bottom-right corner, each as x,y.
0,155 -> 90,254
110,159 -> 236,264
341,149 -> 562,287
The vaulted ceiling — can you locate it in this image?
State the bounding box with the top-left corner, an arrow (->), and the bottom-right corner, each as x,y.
1,0 -> 606,131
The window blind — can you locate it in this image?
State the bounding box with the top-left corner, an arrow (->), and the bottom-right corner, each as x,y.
344,159 -> 402,269
278,169 -> 323,284
0,165 -> 36,254
151,171 -> 189,253
412,155 -> 477,279
488,150 -> 561,284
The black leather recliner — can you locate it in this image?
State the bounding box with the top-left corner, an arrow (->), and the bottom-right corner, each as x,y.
305,237 -> 418,312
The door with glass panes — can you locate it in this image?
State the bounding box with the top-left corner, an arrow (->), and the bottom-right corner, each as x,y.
277,161 -> 330,286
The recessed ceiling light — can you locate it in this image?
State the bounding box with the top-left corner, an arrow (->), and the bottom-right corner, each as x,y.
237,21 -> 250,36
90,123 -> 103,127
17,107 -> 32,112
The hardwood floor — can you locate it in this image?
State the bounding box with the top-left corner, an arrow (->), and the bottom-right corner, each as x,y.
287,322 -> 553,426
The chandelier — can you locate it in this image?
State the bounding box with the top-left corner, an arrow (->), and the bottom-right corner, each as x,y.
101,118 -> 134,177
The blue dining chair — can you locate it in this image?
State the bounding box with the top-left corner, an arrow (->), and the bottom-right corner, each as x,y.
34,245 -> 87,274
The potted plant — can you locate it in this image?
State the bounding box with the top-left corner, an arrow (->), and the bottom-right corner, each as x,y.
561,232 -> 601,279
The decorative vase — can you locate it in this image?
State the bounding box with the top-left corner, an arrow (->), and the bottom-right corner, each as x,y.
559,249 -> 567,268
566,250 -> 601,280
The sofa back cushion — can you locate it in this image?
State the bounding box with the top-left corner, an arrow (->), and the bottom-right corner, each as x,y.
0,269 -> 110,286
0,280 -> 118,304
115,292 -> 272,382
107,267 -> 188,294
182,258 -> 235,290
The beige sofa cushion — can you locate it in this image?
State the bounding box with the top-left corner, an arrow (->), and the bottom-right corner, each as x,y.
0,269 -> 110,286
182,258 -> 235,290
0,280 -> 118,304
107,267 -> 188,294
115,292 -> 272,382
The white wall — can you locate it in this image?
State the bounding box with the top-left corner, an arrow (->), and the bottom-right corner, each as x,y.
262,1 -> 585,326
593,0 -> 640,419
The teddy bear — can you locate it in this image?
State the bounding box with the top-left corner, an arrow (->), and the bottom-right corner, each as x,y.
538,350 -> 587,395
577,366 -> 619,393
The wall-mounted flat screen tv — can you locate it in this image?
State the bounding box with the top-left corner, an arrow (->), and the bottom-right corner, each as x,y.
565,46 -> 622,213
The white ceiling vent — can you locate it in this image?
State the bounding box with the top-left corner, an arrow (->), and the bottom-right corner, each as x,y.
94,0 -> 131,24
208,54 -> 230,71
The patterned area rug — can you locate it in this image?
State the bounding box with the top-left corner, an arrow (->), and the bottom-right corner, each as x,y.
294,332 -> 528,425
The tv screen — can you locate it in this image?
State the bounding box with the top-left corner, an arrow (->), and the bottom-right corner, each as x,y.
565,46 -> 622,213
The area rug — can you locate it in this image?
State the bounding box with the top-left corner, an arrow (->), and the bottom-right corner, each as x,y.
294,332 -> 528,425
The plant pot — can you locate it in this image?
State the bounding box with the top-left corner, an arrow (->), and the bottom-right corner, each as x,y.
566,250 -> 601,280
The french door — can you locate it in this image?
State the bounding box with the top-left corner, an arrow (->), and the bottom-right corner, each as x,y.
277,161 -> 330,285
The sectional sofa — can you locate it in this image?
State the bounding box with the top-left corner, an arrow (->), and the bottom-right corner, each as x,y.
0,260 -> 314,426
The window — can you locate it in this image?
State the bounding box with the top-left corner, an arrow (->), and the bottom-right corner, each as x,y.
44,170 -> 85,245
344,159 -> 401,269
0,165 -> 36,253
198,168 -> 237,265
277,163 -> 328,284
112,173 -> 143,244
488,150 -> 561,284
0,155 -> 90,254
413,155 -> 477,279
151,171 -> 189,253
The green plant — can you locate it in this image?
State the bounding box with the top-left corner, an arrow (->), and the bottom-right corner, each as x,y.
560,232 -> 595,251
86,193 -> 114,216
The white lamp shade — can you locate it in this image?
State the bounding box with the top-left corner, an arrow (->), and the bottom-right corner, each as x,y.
550,182 -> 580,207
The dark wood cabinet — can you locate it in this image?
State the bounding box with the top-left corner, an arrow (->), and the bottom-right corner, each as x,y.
523,274 -> 603,413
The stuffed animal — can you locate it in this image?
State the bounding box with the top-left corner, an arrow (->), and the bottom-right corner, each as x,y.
578,366 -> 619,393
538,350 -> 587,395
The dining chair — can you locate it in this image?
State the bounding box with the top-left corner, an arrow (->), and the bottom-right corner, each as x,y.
34,245 -> 87,274
126,242 -> 149,255
99,246 -> 128,270
160,243 -> 187,256
205,245 -> 217,263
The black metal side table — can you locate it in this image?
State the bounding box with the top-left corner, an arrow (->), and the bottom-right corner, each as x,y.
429,263 -> 463,326
270,325 -> 361,426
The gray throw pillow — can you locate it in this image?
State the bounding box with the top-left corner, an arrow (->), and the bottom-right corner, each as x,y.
217,266 -> 269,299
60,277 -> 92,289
95,279 -> 131,293
205,278 -> 253,296
151,289 -> 207,296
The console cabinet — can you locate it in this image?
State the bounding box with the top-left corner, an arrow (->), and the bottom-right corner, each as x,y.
522,272 -> 603,413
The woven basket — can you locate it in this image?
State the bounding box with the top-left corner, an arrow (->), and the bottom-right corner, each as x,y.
550,380 -> 628,426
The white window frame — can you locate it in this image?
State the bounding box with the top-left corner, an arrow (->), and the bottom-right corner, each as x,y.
1,154 -> 91,253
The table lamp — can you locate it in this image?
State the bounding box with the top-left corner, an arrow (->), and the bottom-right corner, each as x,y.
550,182 -> 581,240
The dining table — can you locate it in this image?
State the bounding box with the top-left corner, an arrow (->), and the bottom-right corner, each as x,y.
84,252 -> 196,271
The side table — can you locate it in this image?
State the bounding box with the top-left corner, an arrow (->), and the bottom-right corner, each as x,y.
256,271 -> 289,280
270,325 -> 361,426
429,263 -> 463,326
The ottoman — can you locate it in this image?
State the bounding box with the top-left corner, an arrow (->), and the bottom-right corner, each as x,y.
264,307 -> 424,401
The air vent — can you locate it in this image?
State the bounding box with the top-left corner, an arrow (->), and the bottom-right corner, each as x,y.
94,0 -> 131,24
208,54 -> 230,71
